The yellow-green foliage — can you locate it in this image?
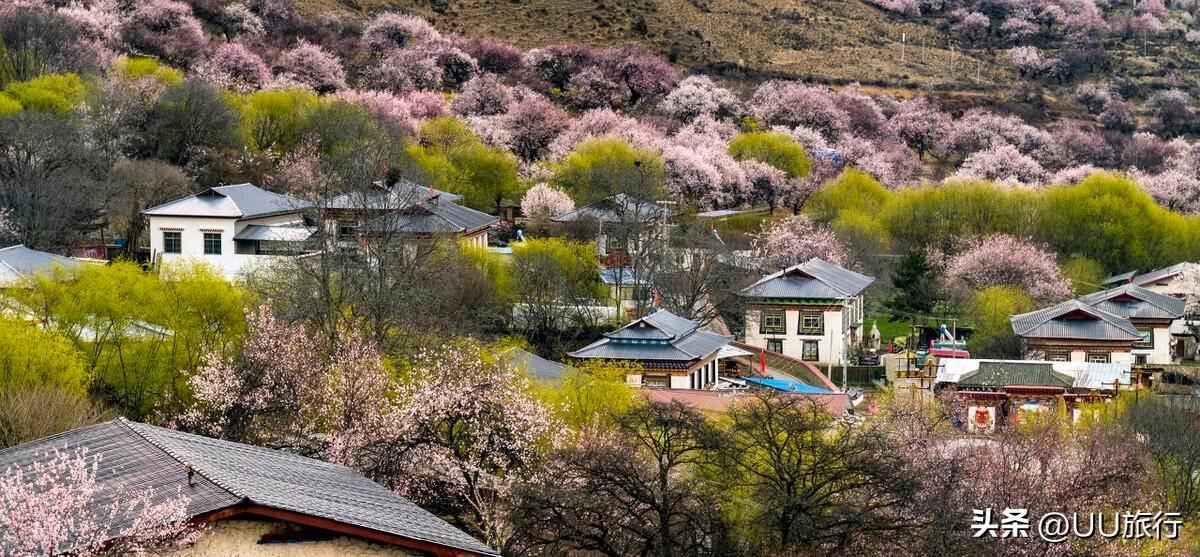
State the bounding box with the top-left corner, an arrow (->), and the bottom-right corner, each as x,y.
538,360 -> 635,431
1037,172 -> 1200,273
0,318 -> 87,395
807,170 -> 1200,272
110,57 -> 183,87
1060,255 -> 1107,296
0,95 -> 19,116
554,138 -> 664,205
728,131 -> 812,178
507,237 -> 605,301
1,74 -> 87,115
233,88 -> 320,152
409,117 -> 523,212
461,244 -> 514,301
13,261 -> 246,418
968,286 -> 1037,357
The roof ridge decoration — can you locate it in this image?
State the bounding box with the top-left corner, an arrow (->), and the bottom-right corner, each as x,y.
115,417 -> 248,502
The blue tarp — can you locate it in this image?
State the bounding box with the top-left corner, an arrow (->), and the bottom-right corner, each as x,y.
744,377 -> 833,394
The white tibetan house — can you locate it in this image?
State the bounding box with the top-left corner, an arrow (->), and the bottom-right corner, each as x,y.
143,184 -> 315,279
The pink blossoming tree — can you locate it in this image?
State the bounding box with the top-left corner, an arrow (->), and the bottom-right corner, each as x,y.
194,42 -> 272,93
277,40 -> 347,93
362,12 -> 438,54
944,234 -> 1072,302
750,215 -> 852,272
0,449 -> 201,556
120,0 -> 209,66
338,342 -> 556,547
749,81 -> 849,141
520,182 -> 575,221
660,75 -> 741,122
178,307 -> 391,457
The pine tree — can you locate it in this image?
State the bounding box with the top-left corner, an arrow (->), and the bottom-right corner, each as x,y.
886,250 -> 941,319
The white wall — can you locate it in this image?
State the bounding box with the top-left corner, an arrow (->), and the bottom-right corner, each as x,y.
744,303 -> 858,364
1131,326 -> 1173,364
149,214 -> 303,279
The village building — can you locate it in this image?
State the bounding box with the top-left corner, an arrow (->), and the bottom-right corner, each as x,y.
568,308 -> 748,390
551,193 -> 669,261
143,184 -> 316,279
1102,262 -> 1198,299
1077,284 -> 1185,364
0,244 -> 84,287
0,419 -> 497,557
323,180 -> 494,249
1012,284 -> 1186,365
739,258 -> 874,366
933,359 -> 1129,433
1010,299 -> 1142,364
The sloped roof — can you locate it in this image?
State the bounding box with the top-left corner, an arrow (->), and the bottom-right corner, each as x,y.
1010,299 -> 1140,341
570,308 -> 732,362
739,258 -> 875,300
233,225 -> 315,242
362,199 -> 497,235
143,184 -> 313,219
501,347 -> 574,382
324,179 -> 462,211
1131,262 -> 1195,287
1078,284 -> 1185,321
551,193 -> 668,224
0,245 -> 83,285
0,419 -> 497,556
956,361 -> 1075,389
1101,270 -> 1137,286
599,267 -> 652,285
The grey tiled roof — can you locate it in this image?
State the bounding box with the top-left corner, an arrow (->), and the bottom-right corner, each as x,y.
570,308 -> 732,362
0,419 -> 497,556
362,199 -> 497,235
325,180 -> 462,211
1078,284 -> 1185,321
1010,299 -> 1140,341
1101,270 -> 1137,285
1132,262 -> 1195,287
739,258 -> 874,300
143,184 -> 313,219
501,347 -> 574,382
551,193 -> 668,224
957,361 -> 1075,388
0,244 -> 83,283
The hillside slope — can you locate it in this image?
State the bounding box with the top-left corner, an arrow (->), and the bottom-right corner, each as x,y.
298,0 -> 998,87
296,0 -> 1199,96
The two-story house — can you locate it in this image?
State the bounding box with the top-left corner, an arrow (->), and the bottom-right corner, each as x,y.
1102,262 -> 1197,299
569,308 -> 738,390
1013,284 -> 1185,365
739,258 -> 874,365
143,183 -> 315,279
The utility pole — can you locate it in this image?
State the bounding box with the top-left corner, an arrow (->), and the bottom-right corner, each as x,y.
900,32 -> 906,63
